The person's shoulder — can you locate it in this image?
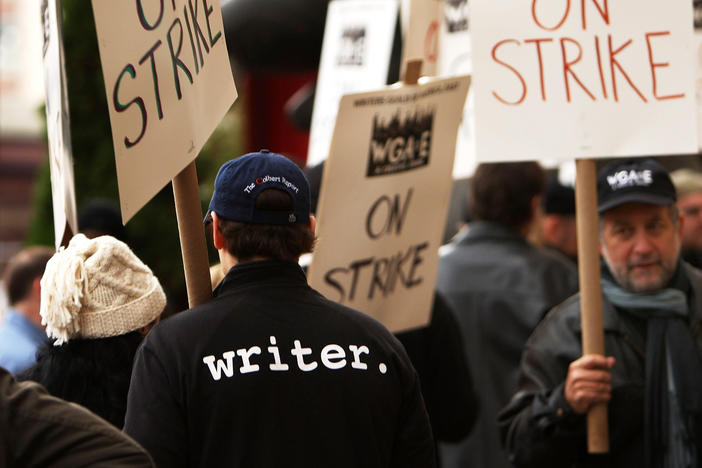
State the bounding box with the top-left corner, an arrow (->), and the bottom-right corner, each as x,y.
526,293 -> 581,347
683,262 -> 702,317
527,244 -> 577,274
684,261 -> 702,284
142,298 -> 230,353
538,246 -> 577,269
527,293 -> 590,370
314,291 -> 394,333
523,246 -> 579,295
308,289 -> 411,355
157,293 -> 237,328
550,292 -> 581,314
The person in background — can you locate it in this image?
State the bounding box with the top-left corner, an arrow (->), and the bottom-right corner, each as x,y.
78,199 -> 127,241
20,234 -> 165,428
670,168 -> 702,269
1,366 -> 153,467
539,177 -> 578,266
437,162 -> 578,468
499,158 -> 702,467
0,247 -> 53,375
125,150 -> 436,468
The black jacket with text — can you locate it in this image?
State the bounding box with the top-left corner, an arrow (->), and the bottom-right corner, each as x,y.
124,260 -> 435,468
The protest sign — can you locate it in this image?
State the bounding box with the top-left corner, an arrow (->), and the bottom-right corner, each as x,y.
307,0 -> 398,167
307,74 -> 470,332
472,0 -> 697,161
437,0 -> 476,178
91,0 -> 237,222
400,0 -> 441,77
41,0 -> 77,248
472,1 -> 698,453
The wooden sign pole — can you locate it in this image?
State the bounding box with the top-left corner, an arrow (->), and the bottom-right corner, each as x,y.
60,221 -> 74,248
574,158 -> 609,453
172,161 -> 212,308
403,59 -> 423,85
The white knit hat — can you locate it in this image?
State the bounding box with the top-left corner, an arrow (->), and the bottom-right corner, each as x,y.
40,234 -> 166,345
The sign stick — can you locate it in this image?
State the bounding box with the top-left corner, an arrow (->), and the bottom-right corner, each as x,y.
574,158 -> 609,453
60,222 -> 74,248
172,161 -> 212,307
403,59 -> 422,85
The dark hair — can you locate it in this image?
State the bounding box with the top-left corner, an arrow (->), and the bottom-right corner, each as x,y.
543,176 -> 575,215
471,162 -> 545,229
3,247 -> 54,304
18,331 -> 144,428
215,189 -> 316,261
78,199 -> 126,241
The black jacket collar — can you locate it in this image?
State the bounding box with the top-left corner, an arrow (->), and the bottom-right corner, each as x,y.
213,260 -> 308,298
458,221 -> 527,246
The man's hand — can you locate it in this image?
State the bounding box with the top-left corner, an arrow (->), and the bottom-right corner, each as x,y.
564,354 -> 616,414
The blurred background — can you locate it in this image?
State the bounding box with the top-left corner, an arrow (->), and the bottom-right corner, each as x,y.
0,0 -> 331,310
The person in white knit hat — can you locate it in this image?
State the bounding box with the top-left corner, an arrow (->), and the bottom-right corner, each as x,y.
19,233 -> 166,428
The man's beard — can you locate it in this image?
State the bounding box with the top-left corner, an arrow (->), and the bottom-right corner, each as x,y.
608,254 -> 677,293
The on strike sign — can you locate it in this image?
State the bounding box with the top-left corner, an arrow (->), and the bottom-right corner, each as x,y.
92,0 -> 237,222
472,0 -> 697,161
308,75 -> 470,332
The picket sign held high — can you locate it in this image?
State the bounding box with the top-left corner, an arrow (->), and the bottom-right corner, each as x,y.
172,162 -> 212,308
575,159 -> 609,454
308,59 -> 470,332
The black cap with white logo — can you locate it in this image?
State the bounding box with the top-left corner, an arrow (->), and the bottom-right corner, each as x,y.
597,158 -> 677,213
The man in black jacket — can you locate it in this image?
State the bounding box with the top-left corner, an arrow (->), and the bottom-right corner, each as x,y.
437,162 -> 578,468
499,158 -> 702,467
124,150 -> 436,468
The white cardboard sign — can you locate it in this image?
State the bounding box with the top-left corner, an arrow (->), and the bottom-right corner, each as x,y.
307,0 -> 399,167
91,0 -> 237,222
471,0 -> 697,161
437,0 -> 477,178
400,0 -> 441,77
308,75 -> 470,332
41,0 -> 78,248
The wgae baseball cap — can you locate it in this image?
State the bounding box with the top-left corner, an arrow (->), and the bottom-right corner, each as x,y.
205,150 -> 311,225
597,158 -> 676,213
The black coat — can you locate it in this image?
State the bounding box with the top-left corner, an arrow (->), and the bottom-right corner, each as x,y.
436,222 -> 579,468
0,367 -> 153,467
498,263 -> 702,467
124,260 -> 435,468
396,293 -> 478,444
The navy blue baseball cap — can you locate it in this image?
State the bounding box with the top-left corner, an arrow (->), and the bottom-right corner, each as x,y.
205,150 -> 311,225
597,158 -> 676,213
